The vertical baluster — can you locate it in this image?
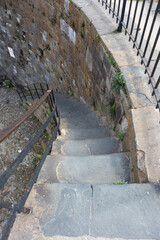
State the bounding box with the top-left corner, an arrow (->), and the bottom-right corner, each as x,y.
40,83 -> 44,95
105,0 -> 108,9
150,52 -> 160,78
116,0 -> 121,23
125,0 -> 133,34
34,84 -> 40,99
146,26 -> 160,71
113,0 -> 116,18
129,0 -> 139,41
21,88 -> 27,101
27,86 -> 34,100
137,0 -> 153,54
154,76 -> 160,89
49,91 -> 55,110
142,1 -> 159,59
118,0 -> 127,32
16,90 -> 23,102
109,0 -> 112,14
133,0 -> 146,46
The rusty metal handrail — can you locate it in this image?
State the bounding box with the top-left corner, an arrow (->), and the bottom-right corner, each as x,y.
0,89 -> 52,143
0,84 -> 61,240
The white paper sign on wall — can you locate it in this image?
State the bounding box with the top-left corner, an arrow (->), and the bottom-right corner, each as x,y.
8,47 -> 15,58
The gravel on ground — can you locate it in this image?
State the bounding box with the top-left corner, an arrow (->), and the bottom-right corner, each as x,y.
0,87 -> 50,237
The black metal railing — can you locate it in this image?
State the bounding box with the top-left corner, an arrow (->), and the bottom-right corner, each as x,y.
0,84 -> 60,240
15,83 -> 50,101
98,0 -> 160,110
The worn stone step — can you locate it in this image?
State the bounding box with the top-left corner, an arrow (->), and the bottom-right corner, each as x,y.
37,153 -> 131,184
59,105 -> 103,120
59,106 -> 91,117
60,110 -> 102,125
56,94 -> 107,126
60,116 -> 106,130
25,183 -> 91,236
90,184 -> 160,239
58,127 -> 111,140
56,93 -> 88,113
51,137 -> 121,156
9,183 -> 160,239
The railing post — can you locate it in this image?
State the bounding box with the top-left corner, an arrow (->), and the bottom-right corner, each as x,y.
117,0 -> 126,32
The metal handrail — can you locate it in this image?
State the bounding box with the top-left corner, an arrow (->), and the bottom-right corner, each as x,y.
99,0 -> 160,110
0,90 -> 52,143
0,84 -> 60,240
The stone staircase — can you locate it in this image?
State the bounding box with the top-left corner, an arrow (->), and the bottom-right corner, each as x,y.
9,94 -> 160,240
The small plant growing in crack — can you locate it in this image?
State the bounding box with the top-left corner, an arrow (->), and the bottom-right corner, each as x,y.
117,132 -> 125,141
46,44 -> 51,51
81,20 -> 85,28
106,50 -> 116,66
96,34 -> 101,43
72,21 -> 75,30
81,31 -> 85,38
112,124 -> 117,132
68,85 -> 74,96
4,80 -> 14,88
111,102 -> 116,116
37,47 -> 44,58
112,71 -> 126,94
48,109 -> 51,115
113,179 -> 128,185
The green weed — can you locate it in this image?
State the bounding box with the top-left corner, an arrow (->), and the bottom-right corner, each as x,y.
72,21 -> 75,30
105,50 -> 116,66
46,44 -> 51,51
112,71 -> 126,94
81,31 -> 85,38
117,132 -> 125,141
111,102 -> 116,115
113,179 -> 128,185
48,109 -> 51,115
4,80 -> 14,88
96,34 -> 101,42
68,86 -> 74,96
112,124 -> 117,131
38,47 -> 44,58
82,21 -> 85,28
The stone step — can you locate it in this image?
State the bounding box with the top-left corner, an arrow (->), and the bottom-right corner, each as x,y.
91,184 -> 160,239
59,105 -> 104,120
51,137 -> 121,156
37,153 -> 131,184
56,93 -> 88,113
58,126 -> 111,140
60,116 -> 107,130
60,112 -> 103,128
56,94 -> 107,126
9,183 -> 160,239
59,106 -> 91,117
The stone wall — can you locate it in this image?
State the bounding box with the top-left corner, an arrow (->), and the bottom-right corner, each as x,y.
0,0 -> 150,182
0,0 -> 120,108
0,0 -> 129,123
